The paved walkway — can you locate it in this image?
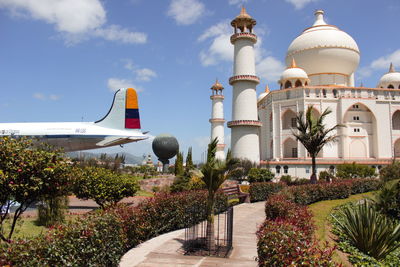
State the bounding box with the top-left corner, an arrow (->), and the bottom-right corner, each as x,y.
119,201 -> 266,267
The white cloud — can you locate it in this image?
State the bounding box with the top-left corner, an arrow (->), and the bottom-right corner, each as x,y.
167,0 -> 205,25
358,49 -> 400,79
122,59 -> 157,82
94,25 -> 147,44
370,49 -> 400,70
0,0 -> 147,45
285,0 -> 318,10
135,68 -> 157,82
228,0 -> 249,6
107,78 -> 136,92
256,56 -> 285,83
0,0 -> 105,34
198,20 -> 284,83
198,21 -> 232,66
33,93 -> 61,101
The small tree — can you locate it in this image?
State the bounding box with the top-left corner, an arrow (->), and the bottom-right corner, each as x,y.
185,147 -> 194,172
73,167 -> 138,209
292,106 -> 342,183
192,138 -> 239,251
0,137 -> 72,242
174,152 -> 184,176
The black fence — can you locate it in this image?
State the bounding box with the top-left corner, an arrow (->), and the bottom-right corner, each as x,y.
184,206 -> 233,257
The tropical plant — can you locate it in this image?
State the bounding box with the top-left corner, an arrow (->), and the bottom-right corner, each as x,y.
228,158 -> 255,182
332,201 -> 400,260
0,137 -> 73,242
379,161 -> 400,182
191,138 -> 239,251
72,167 -> 138,208
292,106 -> 342,183
373,181 -> 400,219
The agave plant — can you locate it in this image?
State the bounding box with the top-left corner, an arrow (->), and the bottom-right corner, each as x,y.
332,201 -> 400,259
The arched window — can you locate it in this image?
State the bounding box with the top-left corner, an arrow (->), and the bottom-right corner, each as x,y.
392,110 -> 400,130
275,165 -> 281,174
284,80 -> 292,89
282,109 -> 297,130
295,80 -> 302,87
333,89 -> 338,98
388,84 -> 394,89
398,85 -> 400,89
283,138 -> 297,158
283,165 -> 289,174
305,82 -> 308,86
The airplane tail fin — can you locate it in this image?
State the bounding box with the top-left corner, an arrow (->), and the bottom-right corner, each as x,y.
95,88 -> 141,130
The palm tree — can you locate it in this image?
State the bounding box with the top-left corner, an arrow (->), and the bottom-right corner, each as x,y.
292,105 -> 342,183
192,138 -> 238,251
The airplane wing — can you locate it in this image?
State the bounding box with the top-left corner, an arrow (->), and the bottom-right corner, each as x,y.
96,136 -> 148,147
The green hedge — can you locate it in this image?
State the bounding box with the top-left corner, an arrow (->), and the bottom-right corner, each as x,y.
249,182 -> 286,202
0,190 -> 228,266
249,178 -> 382,204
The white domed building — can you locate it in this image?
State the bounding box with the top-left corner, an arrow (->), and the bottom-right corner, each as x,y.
256,10 -> 399,178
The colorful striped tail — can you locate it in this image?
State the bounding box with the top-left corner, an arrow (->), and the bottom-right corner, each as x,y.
125,88 -> 141,129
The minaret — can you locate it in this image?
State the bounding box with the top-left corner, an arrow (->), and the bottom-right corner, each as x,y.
228,7 -> 261,163
210,79 -> 226,160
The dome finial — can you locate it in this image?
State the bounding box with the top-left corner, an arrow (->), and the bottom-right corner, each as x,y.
389,63 -> 396,73
290,57 -> 297,68
265,84 -> 270,93
313,9 -> 327,26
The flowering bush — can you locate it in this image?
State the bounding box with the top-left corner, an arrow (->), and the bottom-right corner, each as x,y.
0,190 -> 228,266
249,182 -> 286,202
258,196 -> 337,266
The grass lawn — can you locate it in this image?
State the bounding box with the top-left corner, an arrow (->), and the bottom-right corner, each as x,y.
3,217 -> 47,239
308,191 -> 375,265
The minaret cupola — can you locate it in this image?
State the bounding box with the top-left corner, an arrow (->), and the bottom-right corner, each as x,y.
377,63 -> 400,89
278,58 -> 309,89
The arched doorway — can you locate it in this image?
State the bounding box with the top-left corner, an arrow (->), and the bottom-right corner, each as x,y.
394,139 -> 400,158
349,139 -> 367,158
392,110 -> 400,130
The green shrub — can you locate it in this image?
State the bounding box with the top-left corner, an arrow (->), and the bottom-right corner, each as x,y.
279,175 -> 292,184
247,168 -> 274,183
249,182 -> 286,202
336,162 -> 376,179
287,182 -> 352,205
73,167 -> 139,208
380,161 -> 400,182
373,181 -> 400,219
1,211 -> 127,266
332,201 -> 400,260
345,178 -> 382,194
0,190 -> 228,266
319,170 -> 335,182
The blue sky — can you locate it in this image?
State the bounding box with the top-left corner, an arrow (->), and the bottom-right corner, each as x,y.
1,0 -> 400,162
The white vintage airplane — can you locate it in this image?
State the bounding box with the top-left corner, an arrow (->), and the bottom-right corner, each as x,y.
0,88 -> 148,151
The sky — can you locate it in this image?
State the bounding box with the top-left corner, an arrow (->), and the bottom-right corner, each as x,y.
1,0 -> 400,163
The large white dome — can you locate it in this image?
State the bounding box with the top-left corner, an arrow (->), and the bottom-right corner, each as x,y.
285,10 -> 360,78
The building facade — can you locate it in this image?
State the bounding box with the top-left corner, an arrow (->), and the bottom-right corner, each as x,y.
256,10 -> 400,178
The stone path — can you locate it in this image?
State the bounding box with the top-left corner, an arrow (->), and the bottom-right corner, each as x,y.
119,201 -> 266,267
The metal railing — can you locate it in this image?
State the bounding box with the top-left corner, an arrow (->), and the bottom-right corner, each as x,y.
184,206 -> 233,257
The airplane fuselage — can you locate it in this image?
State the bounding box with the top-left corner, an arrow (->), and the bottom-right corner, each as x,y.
0,122 -> 147,152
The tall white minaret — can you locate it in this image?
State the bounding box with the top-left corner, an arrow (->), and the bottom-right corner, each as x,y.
228,7 -> 261,163
210,79 -> 226,160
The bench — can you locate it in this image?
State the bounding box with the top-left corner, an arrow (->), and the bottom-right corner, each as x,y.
221,185 -> 250,203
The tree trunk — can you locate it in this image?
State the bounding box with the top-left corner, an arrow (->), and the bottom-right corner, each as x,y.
310,156 -> 317,184
206,193 -> 216,252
